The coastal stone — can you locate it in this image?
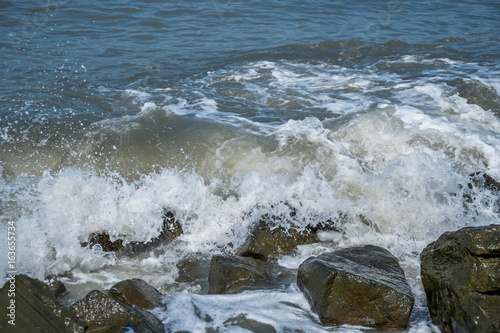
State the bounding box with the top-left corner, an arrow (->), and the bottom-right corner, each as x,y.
159,209 -> 184,241
463,173 -> 500,215
82,232 -> 124,252
109,278 -> 163,310
236,218 -> 320,261
224,314 -> 277,332
47,279 -> 67,298
468,172 -> 500,193
420,225 -> 500,333
70,290 -> 164,333
0,274 -> 86,332
208,254 -> 295,294
82,209 -> 183,254
297,245 -> 414,330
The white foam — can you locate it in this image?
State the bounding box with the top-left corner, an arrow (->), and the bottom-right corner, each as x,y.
1,54 -> 499,332
154,286 -> 368,332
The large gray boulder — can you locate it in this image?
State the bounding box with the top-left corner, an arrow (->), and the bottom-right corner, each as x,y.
0,274 -> 86,332
70,290 -> 164,333
208,254 -> 295,294
420,224 -> 500,333
297,245 -> 414,330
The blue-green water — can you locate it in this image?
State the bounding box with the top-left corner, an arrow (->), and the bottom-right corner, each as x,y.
1,1 -> 499,331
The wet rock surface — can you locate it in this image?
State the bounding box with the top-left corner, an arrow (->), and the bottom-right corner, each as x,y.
82,209 -> 183,255
70,289 -> 164,333
47,279 -> 67,298
0,275 -> 86,333
208,254 -> 295,294
420,224 -> 500,333
297,245 -> 414,330
109,278 -> 163,310
236,217 -> 321,261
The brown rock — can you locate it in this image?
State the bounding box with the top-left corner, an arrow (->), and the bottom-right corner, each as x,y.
81,209 -> 183,254
208,254 -> 295,294
82,232 -> 124,252
236,218 -> 319,261
70,290 -> 163,333
109,278 -> 163,310
46,279 -> 67,298
0,275 -> 86,333
420,224 -> 500,333
297,245 -> 414,330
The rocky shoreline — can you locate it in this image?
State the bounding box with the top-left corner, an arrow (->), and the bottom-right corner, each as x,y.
1,223 -> 498,332
1,172 -> 499,332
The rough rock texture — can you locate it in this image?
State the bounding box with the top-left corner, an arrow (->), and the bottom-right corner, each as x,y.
420,225 -> 500,333
0,275 -> 86,333
208,254 -> 295,294
109,278 -> 163,310
297,245 -> 414,330
47,279 -> 67,298
70,290 -> 164,333
83,232 -> 124,252
236,218 -> 320,260
82,209 -> 183,254
463,173 -> 500,215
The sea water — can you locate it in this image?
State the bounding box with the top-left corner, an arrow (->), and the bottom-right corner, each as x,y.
1,0 -> 499,332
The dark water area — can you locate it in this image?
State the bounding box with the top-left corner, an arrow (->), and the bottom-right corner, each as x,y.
2,0 -> 499,92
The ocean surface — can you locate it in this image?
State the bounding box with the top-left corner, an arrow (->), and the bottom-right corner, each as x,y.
1,0 -> 500,331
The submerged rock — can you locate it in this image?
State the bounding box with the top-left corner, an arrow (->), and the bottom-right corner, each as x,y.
176,254 -> 212,293
236,218 -> 320,261
82,209 -> 183,254
82,231 -> 125,252
0,275 -> 86,332
420,224 -> 500,333
109,278 -> 163,310
70,290 -> 164,333
46,278 -> 67,298
297,245 -> 414,330
208,254 -> 295,294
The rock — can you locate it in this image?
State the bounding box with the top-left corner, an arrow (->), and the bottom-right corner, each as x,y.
109,278 -> 163,310
176,256 -> 211,284
0,274 -> 86,332
297,245 -> 414,330
223,314 -> 277,332
159,209 -> 183,241
46,279 -> 67,298
82,232 -> 124,252
468,172 -> 500,193
82,209 -> 183,254
208,254 -> 295,294
70,290 -> 164,333
236,218 -> 320,261
420,225 -> 500,333
463,173 -> 500,214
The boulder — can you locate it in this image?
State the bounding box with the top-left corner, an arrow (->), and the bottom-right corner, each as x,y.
70,290 -> 164,333
109,278 -> 163,310
420,224 -> 500,333
82,209 -> 183,254
0,274 -> 86,332
208,254 -> 295,294
463,173 -> 500,214
236,218 -> 320,261
83,231 -> 124,252
297,245 -> 414,330
46,279 -> 67,298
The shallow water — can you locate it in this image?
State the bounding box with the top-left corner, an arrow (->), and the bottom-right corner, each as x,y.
1,0 -> 499,331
